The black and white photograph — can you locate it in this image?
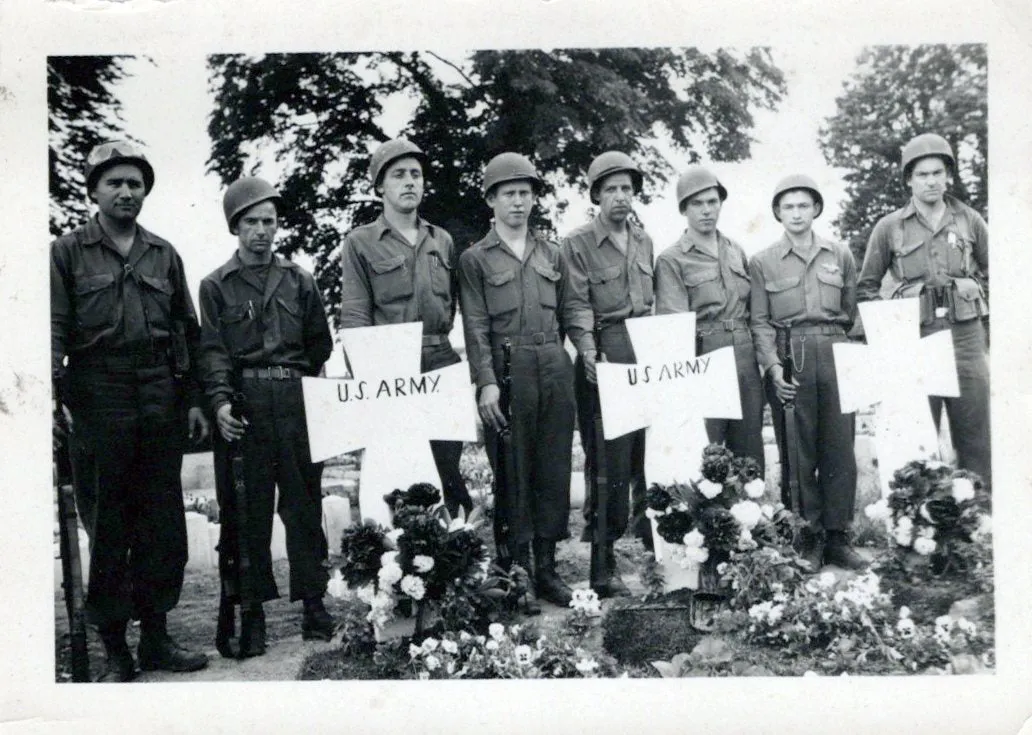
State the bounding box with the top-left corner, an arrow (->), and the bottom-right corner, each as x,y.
3,0 -> 1031,733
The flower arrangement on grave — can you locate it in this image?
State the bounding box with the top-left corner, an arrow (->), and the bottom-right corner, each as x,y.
863,459 -> 991,576
335,482 -> 512,637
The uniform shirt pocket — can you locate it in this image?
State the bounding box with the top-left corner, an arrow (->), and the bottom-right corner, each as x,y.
73,272 -> 118,330
636,260 -> 655,306
429,250 -> 453,299
765,275 -> 805,320
219,302 -> 263,356
369,254 -> 414,306
892,238 -> 929,282
728,259 -> 752,303
815,269 -> 844,313
587,264 -> 625,313
137,273 -> 174,329
276,295 -> 304,348
485,269 -> 519,316
533,263 -> 561,309
683,266 -> 723,312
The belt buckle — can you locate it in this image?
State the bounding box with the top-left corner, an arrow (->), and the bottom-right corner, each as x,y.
533,333 -> 546,345
722,319 -> 736,332
270,366 -> 286,380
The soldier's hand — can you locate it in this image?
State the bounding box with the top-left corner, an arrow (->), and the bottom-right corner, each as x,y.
188,407 -> 210,444
769,365 -> 798,403
583,349 -> 599,385
216,403 -> 247,442
478,384 -> 507,433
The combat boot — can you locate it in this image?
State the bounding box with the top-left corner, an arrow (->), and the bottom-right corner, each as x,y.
604,543 -> 632,598
533,538 -> 573,607
798,527 -> 826,574
824,531 -> 868,571
514,543 -> 542,615
96,622 -> 136,683
138,613 -> 208,673
301,596 -> 336,641
239,603 -> 267,657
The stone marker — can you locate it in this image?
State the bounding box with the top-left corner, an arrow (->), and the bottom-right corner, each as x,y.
185,511 -> 214,570
833,299 -> 959,497
322,495 -> 353,556
302,323 -> 478,527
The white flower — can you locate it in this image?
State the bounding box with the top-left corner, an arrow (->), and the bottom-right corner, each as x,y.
744,478 -> 766,499
486,640 -> 499,652
442,639 -> 459,655
913,537 -> 937,556
575,658 -> 599,674
972,514 -> 992,541
421,637 -> 439,653
448,517 -> 474,533
760,503 -> 775,519
378,562 -> 404,588
698,479 -> 723,500
399,574 -> 426,600
385,528 -> 405,546
864,498 -> 891,522
898,606 -> 911,620
893,517 -> 914,547
424,654 -> 441,671
917,525 -> 936,539
682,529 -> 706,548
644,507 -> 661,520
459,631 -> 472,643
514,644 -> 533,665
730,500 -> 763,530
680,545 -> 709,566
409,643 -> 422,659
326,569 -> 348,599
896,617 -> 916,639
956,618 -> 977,636
818,571 -> 836,589
418,671 -> 430,680
413,554 -> 435,573
717,562 -> 729,575
356,584 -> 377,605
380,550 -> 398,567
489,623 -> 505,641
446,661 -> 456,675
737,527 -> 757,551
951,477 -> 975,502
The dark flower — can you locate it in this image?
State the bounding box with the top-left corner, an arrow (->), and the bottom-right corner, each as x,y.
339,521 -> 389,588
656,511 -> 694,545
405,482 -> 442,509
698,506 -> 741,556
922,498 -> 962,530
701,444 -> 734,483
645,483 -> 672,512
730,456 -> 762,483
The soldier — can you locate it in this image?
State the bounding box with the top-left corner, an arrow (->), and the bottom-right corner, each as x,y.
654,166 -> 765,472
749,175 -> 866,572
340,138 -> 473,516
50,141 -> 210,681
858,133 -> 990,486
562,151 -> 655,597
198,177 -> 335,654
459,153 -> 577,609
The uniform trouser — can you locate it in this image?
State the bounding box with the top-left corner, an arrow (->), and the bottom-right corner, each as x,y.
213,377 -> 328,604
923,318 -> 991,487
698,330 -> 766,474
67,362 -> 187,627
766,332 -> 856,532
421,343 -> 473,513
574,323 -> 650,544
484,342 -> 575,544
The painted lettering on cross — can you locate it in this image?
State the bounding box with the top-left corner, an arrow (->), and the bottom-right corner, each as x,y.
626,356 -> 711,386
336,374 -> 442,402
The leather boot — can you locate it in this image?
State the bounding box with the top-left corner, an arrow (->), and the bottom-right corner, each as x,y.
514,543 -> 542,615
96,622 -> 136,683
604,543 -> 631,598
533,538 -> 573,607
138,613 -> 208,673
215,596 -> 238,659
301,596 -> 336,641
239,603 -> 267,658
824,531 -> 868,571
798,528 -> 826,574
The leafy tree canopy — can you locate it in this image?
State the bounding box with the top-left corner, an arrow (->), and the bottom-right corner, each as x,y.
819,44 -> 987,265
207,49 -> 786,327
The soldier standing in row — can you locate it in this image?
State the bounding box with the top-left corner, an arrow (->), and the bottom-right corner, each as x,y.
198,177 -> 335,655
459,153 -> 577,609
858,133 -> 990,487
749,175 -> 866,572
340,139 -> 474,517
654,166 -> 766,472
562,151 -> 656,596
50,141 -> 210,681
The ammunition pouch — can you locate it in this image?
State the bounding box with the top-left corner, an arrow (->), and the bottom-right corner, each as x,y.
892,279 -> 986,325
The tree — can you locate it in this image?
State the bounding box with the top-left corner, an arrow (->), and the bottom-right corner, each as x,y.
207,49 -> 786,327
819,45 -> 987,265
48,56 -> 138,237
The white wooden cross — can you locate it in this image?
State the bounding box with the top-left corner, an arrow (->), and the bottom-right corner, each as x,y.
302,322 -> 478,527
833,299 -> 960,498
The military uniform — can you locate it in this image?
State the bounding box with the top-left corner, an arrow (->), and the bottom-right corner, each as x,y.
51,214 -> 201,629
198,252 -> 333,605
561,215 -> 655,544
340,214 -> 473,514
858,194 -> 990,485
749,234 -> 858,532
655,231 -> 765,471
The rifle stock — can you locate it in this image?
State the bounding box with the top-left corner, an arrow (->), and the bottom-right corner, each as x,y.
589,325 -> 609,590
494,339 -> 516,565
54,424 -> 89,682
776,328 -> 802,515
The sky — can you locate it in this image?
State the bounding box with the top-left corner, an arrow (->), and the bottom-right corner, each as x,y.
108,44 -> 866,372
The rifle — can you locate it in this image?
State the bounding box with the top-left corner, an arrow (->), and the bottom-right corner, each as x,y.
493,339 -> 517,568
54,407 -> 89,682
775,328 -> 802,516
588,324 -> 610,593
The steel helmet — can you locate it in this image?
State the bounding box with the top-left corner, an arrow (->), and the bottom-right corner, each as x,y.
482,152 -> 542,198
369,138 -> 429,189
675,165 -> 727,213
84,140 -> 155,195
900,133 -> 955,182
223,177 -> 281,233
771,174 -> 824,221
587,151 -> 643,204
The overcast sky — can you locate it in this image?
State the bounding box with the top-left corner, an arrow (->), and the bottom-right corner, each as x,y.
107,45 -> 865,370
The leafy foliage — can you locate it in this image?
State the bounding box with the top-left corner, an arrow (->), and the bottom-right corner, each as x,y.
48,56 -> 139,236
819,44 -> 987,265
207,49 -> 786,327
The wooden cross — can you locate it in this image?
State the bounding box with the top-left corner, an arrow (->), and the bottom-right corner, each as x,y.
302,322 -> 478,527
833,299 -> 960,498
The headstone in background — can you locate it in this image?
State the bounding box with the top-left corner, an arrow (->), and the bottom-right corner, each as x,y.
322,495 -> 353,556
185,511 -> 214,570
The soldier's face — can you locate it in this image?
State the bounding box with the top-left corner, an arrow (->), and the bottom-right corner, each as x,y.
379,156 -> 424,214
597,173 -> 636,226
684,188 -> 722,235
236,200 -> 278,261
777,190 -> 819,235
487,181 -> 535,229
907,157 -> 951,205
90,163 -> 146,222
